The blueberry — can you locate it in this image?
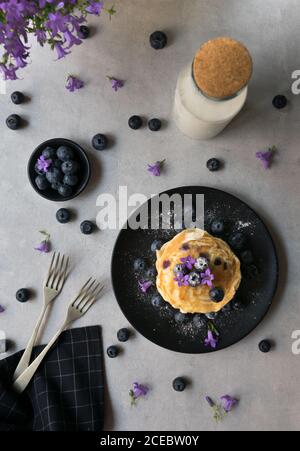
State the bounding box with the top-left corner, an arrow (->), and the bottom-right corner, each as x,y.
107,345 -> 119,358
16,288 -> 30,303
150,31 -> 168,50
232,299 -> 244,311
56,208 -> 71,224
209,288 -> 225,303
58,184 -> 73,198
53,159 -> 62,169
128,115 -> 143,130
42,147 -> 57,160
57,146 -> 74,162
64,174 -> 79,186
51,181 -> 62,191
6,114 -> 21,130
214,258 -> 222,266
46,168 -> 63,184
35,175 -> 49,191
205,312 -> 218,320
92,134 -> 108,151
61,160 -> 79,175
117,328 -> 130,342
172,377 -> 186,392
193,314 -> 207,329
79,25 -> 90,39
211,220 -> 225,235
244,264 -> 259,280
272,95 -> 287,110
259,340 -> 272,353
207,158 -> 221,172
174,312 -> 189,324
151,240 -> 163,252
146,267 -> 156,279
11,91 -> 24,105
148,118 -> 162,131
35,163 -> 45,176
165,304 -> 175,318
151,294 -> 164,308
241,250 -> 254,265
80,220 -> 95,235
229,232 -> 246,250
134,258 -> 146,272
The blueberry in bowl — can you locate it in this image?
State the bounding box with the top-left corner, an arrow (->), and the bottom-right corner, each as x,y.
28,138 -> 91,202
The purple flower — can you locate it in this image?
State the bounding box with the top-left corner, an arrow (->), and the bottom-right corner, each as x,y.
204,330 -> 218,349
174,273 -> 190,287
147,160 -> 165,177
205,396 -> 215,408
200,268 -> 215,287
86,1 -> 104,15
256,147 -> 276,170
0,305 -> 5,313
138,280 -> 153,294
66,75 -> 84,92
37,155 -> 52,173
220,395 -> 238,413
129,382 -> 149,406
163,260 -> 171,269
35,231 -> 51,254
107,76 -> 124,92
55,42 -> 70,60
180,256 -> 196,270
181,243 -> 190,251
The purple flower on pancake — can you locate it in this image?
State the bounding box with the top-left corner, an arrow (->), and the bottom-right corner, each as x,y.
220,395 -> 238,413
129,382 -> 149,406
204,330 -> 218,349
256,146 -> 276,170
163,260 -> 171,269
138,280 -> 153,294
37,155 -> 52,173
174,273 -> 190,287
200,268 -> 215,287
180,255 -> 196,270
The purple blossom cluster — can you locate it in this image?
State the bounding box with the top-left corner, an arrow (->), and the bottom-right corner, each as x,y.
173,255 -> 215,288
0,0 -> 105,80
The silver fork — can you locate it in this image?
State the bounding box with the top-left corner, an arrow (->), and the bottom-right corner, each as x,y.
12,278 -> 103,394
13,252 -> 69,381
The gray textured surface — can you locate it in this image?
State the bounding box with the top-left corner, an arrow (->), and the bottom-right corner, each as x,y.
0,0 -> 299,432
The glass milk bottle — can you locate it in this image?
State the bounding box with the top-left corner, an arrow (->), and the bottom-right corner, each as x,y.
173,37 -> 253,140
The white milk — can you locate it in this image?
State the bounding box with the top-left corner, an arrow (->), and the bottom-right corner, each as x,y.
173,64 -> 248,140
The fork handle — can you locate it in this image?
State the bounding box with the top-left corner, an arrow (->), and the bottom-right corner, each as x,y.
13,305 -> 49,381
12,320 -> 70,394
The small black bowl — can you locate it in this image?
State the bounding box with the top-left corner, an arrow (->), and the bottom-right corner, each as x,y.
28,138 -> 91,202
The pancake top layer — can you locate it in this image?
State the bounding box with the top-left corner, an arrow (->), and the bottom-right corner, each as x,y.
193,37 -> 253,99
156,228 -> 241,314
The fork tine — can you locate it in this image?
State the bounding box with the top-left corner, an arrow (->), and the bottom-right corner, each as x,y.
80,284 -> 104,313
45,252 -> 56,286
48,252 -> 60,289
71,278 -> 95,308
54,254 -> 64,291
57,256 -> 69,292
76,282 -> 101,310
56,255 -> 69,292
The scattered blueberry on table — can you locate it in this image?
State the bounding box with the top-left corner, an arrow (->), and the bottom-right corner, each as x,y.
11,91 -> 24,105
128,115 -> 143,130
172,377 -> 187,392
80,220 -> 95,235
148,118 -> 162,132
207,158 -> 221,172
117,328 -> 130,342
92,133 -> 108,151
79,25 -> 90,39
272,95 -> 287,110
107,345 -> 119,358
16,288 -> 30,303
56,208 -> 71,224
6,114 -> 22,130
259,340 -> 272,353
150,31 -> 168,50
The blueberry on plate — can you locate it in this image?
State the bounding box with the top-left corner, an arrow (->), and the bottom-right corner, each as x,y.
64,174 -> 79,186
229,232 -> 246,250
211,220 -> 225,236
165,304 -> 175,318
151,240 -> 163,252
241,250 -> 254,265
209,288 -> 225,303
133,258 -> 146,272
35,175 -> 49,191
150,31 -> 168,50
42,146 -> 57,160
16,288 -> 30,303
58,184 -> 73,198
244,264 -> 259,280
128,115 -> 143,130
259,340 -> 272,353
151,294 -> 164,308
272,95 -> 287,110
193,314 -> 207,329
174,312 -> 189,324
172,377 -> 187,392
148,118 -> 162,132
117,328 -> 130,342
11,91 -> 24,105
79,25 -> 90,39
205,312 -> 218,320
56,208 -> 71,224
61,160 -> 79,175
107,345 -> 119,358
6,114 -> 21,130
57,146 -> 74,162
46,168 -> 63,184
92,134 -> 108,151
80,220 -> 95,235
145,267 -> 156,279
207,158 -> 221,172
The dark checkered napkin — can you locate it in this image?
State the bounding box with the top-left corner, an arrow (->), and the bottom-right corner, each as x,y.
0,326 -> 104,431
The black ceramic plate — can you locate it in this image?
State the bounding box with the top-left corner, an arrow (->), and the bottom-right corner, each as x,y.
111,187 -> 279,354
